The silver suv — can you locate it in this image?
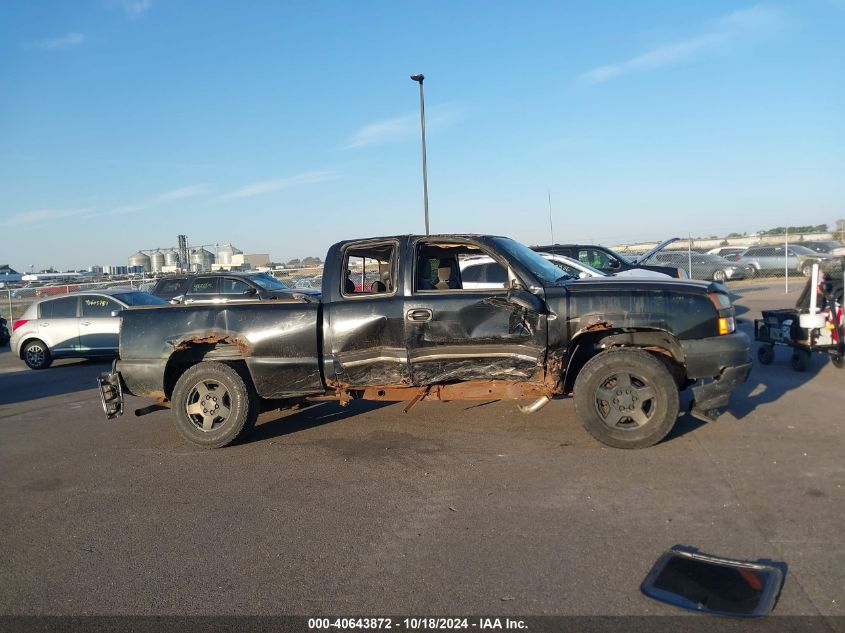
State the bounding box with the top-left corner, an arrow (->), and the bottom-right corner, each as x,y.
10,289 -> 165,369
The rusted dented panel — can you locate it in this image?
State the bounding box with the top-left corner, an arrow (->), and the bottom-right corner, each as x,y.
543,280 -> 720,350
350,380 -> 552,402
171,332 -> 251,357
117,302 -> 323,399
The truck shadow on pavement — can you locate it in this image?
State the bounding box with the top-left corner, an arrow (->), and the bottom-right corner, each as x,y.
245,400 -> 397,444
0,359 -> 113,406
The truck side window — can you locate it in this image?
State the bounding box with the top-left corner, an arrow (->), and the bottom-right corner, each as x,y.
415,242 -> 495,291
222,278 -> 251,294
189,277 -> 217,294
342,243 -> 397,297
81,296 -> 121,318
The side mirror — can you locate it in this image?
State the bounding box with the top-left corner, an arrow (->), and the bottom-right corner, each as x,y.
243,288 -> 258,295
110,309 -> 123,317
607,260 -> 621,269
578,272 -> 589,279
506,288 -> 545,313
170,295 -> 184,304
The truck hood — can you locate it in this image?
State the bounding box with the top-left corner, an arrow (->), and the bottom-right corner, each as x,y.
630,237 -> 681,264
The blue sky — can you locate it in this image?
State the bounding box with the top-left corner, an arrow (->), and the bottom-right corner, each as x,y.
1,1 -> 843,270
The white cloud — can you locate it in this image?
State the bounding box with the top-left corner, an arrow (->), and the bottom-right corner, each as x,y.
343,103 -> 466,149
109,204 -> 145,215
27,33 -> 86,51
222,171 -> 336,200
581,5 -> 785,83
123,0 -> 152,17
5,207 -> 94,226
156,184 -> 210,201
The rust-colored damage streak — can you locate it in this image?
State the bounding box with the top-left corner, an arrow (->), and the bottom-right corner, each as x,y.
320,379 -> 554,407
582,320 -> 614,333
171,332 -> 250,356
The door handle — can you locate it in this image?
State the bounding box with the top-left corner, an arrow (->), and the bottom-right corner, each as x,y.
184,299 -> 196,304
406,308 -> 433,322
80,321 -> 92,326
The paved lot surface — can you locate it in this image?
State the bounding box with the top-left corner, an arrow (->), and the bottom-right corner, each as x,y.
1,281 -> 843,619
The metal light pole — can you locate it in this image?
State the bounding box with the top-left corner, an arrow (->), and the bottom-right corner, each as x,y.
410,73 -> 430,235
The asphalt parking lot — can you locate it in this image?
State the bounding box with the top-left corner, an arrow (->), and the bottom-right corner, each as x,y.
0,280 -> 843,621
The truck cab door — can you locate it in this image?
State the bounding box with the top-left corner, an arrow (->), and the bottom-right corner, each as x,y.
326,240 -> 409,387
406,240 -> 547,385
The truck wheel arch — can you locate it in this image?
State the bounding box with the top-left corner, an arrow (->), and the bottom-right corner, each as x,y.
561,328 -> 686,395
163,341 -> 253,400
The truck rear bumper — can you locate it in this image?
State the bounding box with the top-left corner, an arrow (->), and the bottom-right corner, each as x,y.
97,361 -> 124,420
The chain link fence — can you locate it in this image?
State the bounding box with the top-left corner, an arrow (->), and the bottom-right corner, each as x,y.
0,277 -> 156,324
613,234 -> 845,286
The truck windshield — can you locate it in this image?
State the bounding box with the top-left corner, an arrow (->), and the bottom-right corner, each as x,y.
490,237 -> 572,286
247,274 -> 292,290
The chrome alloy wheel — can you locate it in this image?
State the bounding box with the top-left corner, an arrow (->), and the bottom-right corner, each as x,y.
185,379 -> 233,432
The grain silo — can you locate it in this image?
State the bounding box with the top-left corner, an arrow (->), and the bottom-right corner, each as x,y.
128,251 -> 151,272
163,248 -> 180,268
189,248 -> 215,272
217,244 -> 243,266
150,249 -> 165,273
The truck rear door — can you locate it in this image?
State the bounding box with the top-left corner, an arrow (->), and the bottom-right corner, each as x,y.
325,240 -> 410,386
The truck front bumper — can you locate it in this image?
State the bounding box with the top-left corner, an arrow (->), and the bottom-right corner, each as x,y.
681,332 -> 752,422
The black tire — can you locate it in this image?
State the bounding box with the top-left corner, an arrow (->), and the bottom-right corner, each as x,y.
171,362 -> 258,448
757,344 -> 774,365
713,269 -> 727,283
790,350 -> 810,373
573,348 -> 680,449
23,339 -> 52,370
744,266 -> 756,279
801,264 -> 813,278
831,355 -> 844,369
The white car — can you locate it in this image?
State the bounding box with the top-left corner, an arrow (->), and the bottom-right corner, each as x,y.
459,254 -> 670,289
10,288 -> 166,369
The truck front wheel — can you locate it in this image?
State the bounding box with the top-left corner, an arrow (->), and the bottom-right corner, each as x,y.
171,362 -> 258,448
573,348 -> 679,449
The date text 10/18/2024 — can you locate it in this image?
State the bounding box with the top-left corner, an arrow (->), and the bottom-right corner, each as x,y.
308,618 -> 527,630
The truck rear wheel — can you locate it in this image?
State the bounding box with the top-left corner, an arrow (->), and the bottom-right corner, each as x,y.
171,362 -> 258,448
573,348 -> 679,449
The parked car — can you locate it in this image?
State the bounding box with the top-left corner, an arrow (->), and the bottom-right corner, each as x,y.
0,317 -> 9,346
98,234 -> 750,451
641,252 -> 746,282
736,245 -> 832,278
706,247 -> 746,258
798,240 -> 845,257
531,238 -> 687,278
460,253 -> 669,289
150,272 -> 320,304
10,289 -> 166,369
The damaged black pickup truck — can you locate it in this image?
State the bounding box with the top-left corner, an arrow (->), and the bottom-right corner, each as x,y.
98,235 -> 751,449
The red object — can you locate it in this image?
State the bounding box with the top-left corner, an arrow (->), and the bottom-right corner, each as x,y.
12,319 -> 28,331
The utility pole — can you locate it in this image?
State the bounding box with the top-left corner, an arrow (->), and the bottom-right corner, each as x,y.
410,73 -> 430,235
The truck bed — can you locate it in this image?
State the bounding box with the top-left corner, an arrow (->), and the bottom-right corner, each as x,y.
118,301 -> 324,399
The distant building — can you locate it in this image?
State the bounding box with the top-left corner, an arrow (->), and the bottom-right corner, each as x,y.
0,264 -> 19,275
211,253 -> 271,271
